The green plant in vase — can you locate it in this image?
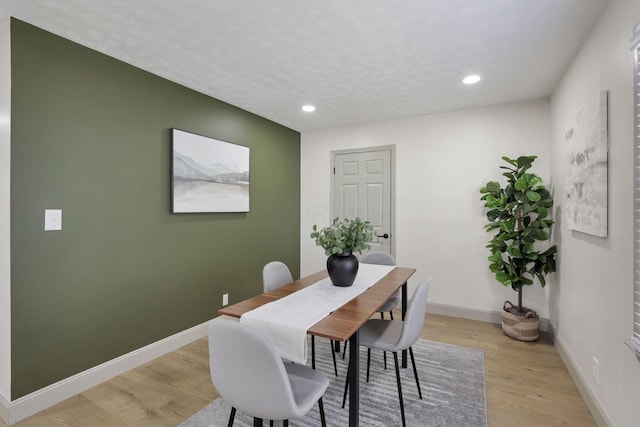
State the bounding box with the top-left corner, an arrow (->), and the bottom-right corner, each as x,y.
480,156 -> 557,340
311,217 -> 374,255
311,217 -> 374,287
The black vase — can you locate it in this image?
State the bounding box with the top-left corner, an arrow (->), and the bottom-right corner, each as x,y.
327,252 -> 359,287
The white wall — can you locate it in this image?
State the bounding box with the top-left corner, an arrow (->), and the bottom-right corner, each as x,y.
549,1 -> 640,426
0,17 -> 11,415
301,99 -> 552,317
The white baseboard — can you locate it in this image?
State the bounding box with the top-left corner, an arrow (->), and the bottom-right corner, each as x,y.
4,319 -> 211,425
554,335 -> 612,427
426,302 -> 550,332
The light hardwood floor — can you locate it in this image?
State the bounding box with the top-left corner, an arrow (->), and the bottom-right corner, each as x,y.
2,314 -> 596,427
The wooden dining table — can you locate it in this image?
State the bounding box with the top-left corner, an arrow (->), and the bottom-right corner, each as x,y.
218,266 -> 417,427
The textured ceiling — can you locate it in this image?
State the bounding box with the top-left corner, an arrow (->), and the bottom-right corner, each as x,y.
0,0 -> 608,132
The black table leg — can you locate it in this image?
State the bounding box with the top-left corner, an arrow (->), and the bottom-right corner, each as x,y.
401,282 -> 408,368
348,331 -> 359,427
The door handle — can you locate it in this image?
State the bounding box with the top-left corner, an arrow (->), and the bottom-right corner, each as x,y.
377,233 -> 389,239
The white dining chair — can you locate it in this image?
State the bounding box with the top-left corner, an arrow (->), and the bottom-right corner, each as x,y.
361,251 -> 399,319
262,261 -> 293,293
208,317 -> 329,426
341,277 -> 432,427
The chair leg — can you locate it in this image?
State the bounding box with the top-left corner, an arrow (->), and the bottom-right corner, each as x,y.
283,421 -> 288,427
342,363 -> 350,408
366,347 -> 371,382
228,407 -> 236,427
409,346 -> 422,399
378,311 -> 393,372
269,421 -> 273,427
389,310 -> 394,320
342,340 -> 348,359
393,352 -> 406,427
318,397 -> 327,427
330,340 -> 338,377
253,417 -> 263,427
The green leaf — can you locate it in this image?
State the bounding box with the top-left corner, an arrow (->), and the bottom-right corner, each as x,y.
495,272 -> 513,286
484,223 -> 500,232
537,273 -> 547,287
483,194 -> 499,206
517,156 -> 536,169
504,185 -> 514,198
538,188 -> 551,201
487,210 -> 502,221
499,218 -> 516,232
505,201 -> 518,211
507,245 -> 521,257
529,175 -> 542,188
521,277 -> 534,285
486,181 -> 501,194
501,171 -> 515,179
530,229 -> 548,240
526,191 -> 541,202
514,192 -> 528,203
537,206 -> 548,218
502,156 -> 518,166
504,263 -> 516,276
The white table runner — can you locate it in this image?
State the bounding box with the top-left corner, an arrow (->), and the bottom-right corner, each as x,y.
240,263 -> 396,364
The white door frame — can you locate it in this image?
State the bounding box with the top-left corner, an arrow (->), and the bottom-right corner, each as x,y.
330,145 -> 396,257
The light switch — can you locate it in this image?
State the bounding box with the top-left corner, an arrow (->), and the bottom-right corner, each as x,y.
44,209 -> 62,231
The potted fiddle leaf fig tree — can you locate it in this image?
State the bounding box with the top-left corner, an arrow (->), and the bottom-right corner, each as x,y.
479,155 -> 557,341
311,217 -> 374,287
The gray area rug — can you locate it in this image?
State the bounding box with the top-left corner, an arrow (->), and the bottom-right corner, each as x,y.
180,338 -> 487,427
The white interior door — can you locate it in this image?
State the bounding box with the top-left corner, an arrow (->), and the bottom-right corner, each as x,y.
332,147 -> 393,255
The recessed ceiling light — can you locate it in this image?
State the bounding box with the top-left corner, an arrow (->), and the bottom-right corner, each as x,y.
462,74 -> 481,85
302,105 -> 316,112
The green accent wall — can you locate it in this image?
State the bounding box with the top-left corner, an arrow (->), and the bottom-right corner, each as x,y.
10,19 -> 300,399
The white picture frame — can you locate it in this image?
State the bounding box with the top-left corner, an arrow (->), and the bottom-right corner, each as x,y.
171,129 -> 250,213
564,90 -> 608,237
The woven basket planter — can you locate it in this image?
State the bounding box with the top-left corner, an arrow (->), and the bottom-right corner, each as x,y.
501,301 -> 539,341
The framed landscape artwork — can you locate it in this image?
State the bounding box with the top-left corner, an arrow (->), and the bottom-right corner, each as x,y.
564,90 -> 608,237
171,129 -> 250,213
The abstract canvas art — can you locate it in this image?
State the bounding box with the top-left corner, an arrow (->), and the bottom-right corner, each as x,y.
171,129 -> 250,213
565,90 -> 608,237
